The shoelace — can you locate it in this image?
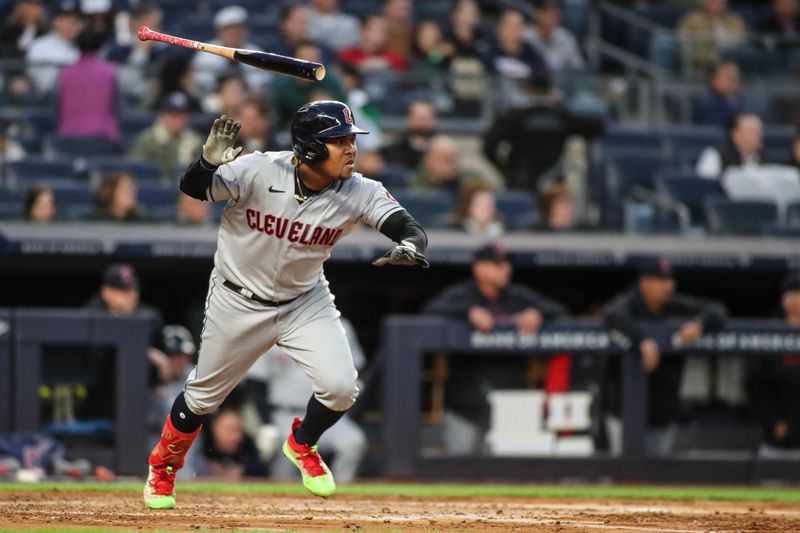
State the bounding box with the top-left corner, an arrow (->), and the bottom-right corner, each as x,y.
149,466 -> 176,495
295,445 -> 326,477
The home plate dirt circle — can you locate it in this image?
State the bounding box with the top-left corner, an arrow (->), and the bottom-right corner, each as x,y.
2,490 -> 800,532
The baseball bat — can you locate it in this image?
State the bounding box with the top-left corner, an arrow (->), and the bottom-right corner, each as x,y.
137,26 -> 326,81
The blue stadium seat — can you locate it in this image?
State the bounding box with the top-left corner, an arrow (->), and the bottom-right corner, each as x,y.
390,189 -> 455,229
149,205 -> 178,223
648,32 -> 678,73
763,127 -> 795,162
137,185 -> 176,209
655,169 -> 725,226
48,135 -> 122,158
7,157 -> 76,182
786,201 -> 800,226
601,125 -> 662,152
167,14 -> 215,44
121,112 -> 156,137
604,149 -> 665,228
705,198 -> 779,236
88,157 -> 161,183
660,125 -> 724,160
495,189 -> 538,230
0,201 -> 22,219
0,187 -> 19,202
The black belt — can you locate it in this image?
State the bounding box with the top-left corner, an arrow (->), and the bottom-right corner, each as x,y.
222,280 -> 300,307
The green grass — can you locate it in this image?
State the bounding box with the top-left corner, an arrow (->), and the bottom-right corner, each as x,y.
1,481 -> 799,503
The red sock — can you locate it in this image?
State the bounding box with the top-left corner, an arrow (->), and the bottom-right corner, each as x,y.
149,415 -> 201,469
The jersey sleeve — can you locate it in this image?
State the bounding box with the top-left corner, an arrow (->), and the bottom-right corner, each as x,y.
359,179 -> 404,230
207,155 -> 255,203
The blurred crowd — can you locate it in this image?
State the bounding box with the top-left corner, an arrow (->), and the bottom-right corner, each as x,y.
0,0 -> 798,235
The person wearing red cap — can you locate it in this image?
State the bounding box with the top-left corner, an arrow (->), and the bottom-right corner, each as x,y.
603,257 -> 728,456
748,271 -> 800,458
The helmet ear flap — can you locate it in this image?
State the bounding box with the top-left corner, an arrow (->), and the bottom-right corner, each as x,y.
294,135 -> 329,164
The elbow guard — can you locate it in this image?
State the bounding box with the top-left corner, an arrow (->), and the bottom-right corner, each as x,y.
179,157 -> 217,201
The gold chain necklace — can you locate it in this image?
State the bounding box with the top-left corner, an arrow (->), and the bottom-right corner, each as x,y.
293,167 -> 308,204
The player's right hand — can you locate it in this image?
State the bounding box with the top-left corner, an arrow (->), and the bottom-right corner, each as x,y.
639,338 -> 661,373
203,115 -> 243,166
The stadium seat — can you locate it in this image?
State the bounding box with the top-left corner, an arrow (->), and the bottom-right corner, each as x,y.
390,190 -> 455,229
137,185 -> 176,209
0,201 -> 22,219
48,135 -> 122,158
655,169 -> 725,226
660,125 -> 724,159
601,125 -> 662,152
763,127 -> 795,161
121,111 -> 156,138
495,189 -> 538,230
704,198 -> 779,236
7,157 -> 76,183
87,157 -> 161,183
786,201 -> 800,226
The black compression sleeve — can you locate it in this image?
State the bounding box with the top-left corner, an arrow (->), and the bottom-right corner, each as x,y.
179,156 -> 218,201
379,209 -> 428,252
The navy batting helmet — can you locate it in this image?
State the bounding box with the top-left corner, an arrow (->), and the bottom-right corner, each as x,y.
291,100 -> 368,164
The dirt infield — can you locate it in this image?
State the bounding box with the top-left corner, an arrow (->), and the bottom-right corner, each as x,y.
2,489 -> 800,532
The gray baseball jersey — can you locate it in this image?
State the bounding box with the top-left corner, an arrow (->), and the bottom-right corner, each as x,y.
182,150 -> 402,419
207,150 -> 403,302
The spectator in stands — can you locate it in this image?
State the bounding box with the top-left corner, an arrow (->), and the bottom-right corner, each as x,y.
246,317 -> 367,482
192,5 -> 271,95
308,0 -> 360,52
411,19 -> 454,74
0,0 -> 47,59
526,0 -> 585,71
131,92 -> 204,183
340,62 -> 382,152
237,97 -> 278,154
154,56 -> 201,113
760,0 -> 800,41
273,40 -> 346,129
338,13 -> 408,72
176,194 -> 210,226
202,72 -> 249,118
451,182 -> 504,237
0,131 -> 26,162
24,185 -> 56,223
538,182 -> 577,231
87,171 -> 148,222
483,71 -> 604,193
748,271 -> 800,458
692,61 -> 742,128
603,257 -> 728,456
786,129 -> 800,171
25,0 -> 83,95
696,111 -> 763,178
481,7 -> 547,81
200,406 -> 267,479
276,3 -> 334,65
381,99 -> 437,171
81,0 -> 114,40
442,0 -> 488,109
107,4 -> 165,105
85,263 -> 171,384
56,29 -> 120,143
410,135 -> 474,194
383,0 -> 414,59
677,0 -> 747,77
422,242 -> 569,453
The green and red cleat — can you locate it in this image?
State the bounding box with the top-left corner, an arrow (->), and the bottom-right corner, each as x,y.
283,417 -> 336,497
143,465 -> 176,509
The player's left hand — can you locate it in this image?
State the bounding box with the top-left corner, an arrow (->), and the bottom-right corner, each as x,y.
372,241 -> 430,268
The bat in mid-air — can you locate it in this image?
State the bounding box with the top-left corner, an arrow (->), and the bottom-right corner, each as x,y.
137,26 -> 326,81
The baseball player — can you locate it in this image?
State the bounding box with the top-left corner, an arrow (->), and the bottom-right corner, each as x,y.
144,100 -> 428,509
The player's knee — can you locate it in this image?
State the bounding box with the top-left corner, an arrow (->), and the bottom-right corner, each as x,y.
318,376 -> 360,411
182,389 -> 217,416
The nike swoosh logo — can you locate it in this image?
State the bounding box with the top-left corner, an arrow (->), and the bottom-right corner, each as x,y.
269,186 -> 285,193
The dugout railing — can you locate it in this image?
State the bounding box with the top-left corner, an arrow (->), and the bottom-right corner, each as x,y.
381,316 -> 800,483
